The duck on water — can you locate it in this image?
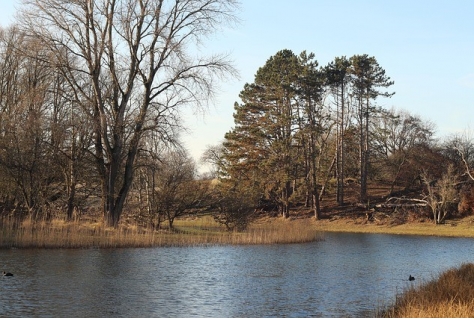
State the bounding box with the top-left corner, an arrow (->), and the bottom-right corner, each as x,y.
3,271 -> 13,276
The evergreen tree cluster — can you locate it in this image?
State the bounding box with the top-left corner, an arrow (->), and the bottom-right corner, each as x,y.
217,49 -> 440,219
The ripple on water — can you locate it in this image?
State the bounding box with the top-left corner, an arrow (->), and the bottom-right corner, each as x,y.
1,234 -> 474,317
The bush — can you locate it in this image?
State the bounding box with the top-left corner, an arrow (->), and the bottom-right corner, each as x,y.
212,184 -> 258,231
458,184 -> 474,216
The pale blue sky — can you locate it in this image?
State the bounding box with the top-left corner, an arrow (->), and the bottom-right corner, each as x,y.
1,1 -> 474,172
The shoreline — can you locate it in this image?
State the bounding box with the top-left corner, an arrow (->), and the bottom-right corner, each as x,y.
308,215 -> 474,238
1,214 -> 474,249
379,263 -> 474,317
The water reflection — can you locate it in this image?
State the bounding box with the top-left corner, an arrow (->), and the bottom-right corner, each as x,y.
1,233 -> 473,317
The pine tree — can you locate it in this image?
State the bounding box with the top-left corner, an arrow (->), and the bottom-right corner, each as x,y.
296,52 -> 325,219
324,56 -> 352,205
224,49 -> 304,218
349,54 -> 394,203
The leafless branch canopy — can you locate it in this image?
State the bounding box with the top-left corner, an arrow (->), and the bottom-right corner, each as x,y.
17,0 -> 239,226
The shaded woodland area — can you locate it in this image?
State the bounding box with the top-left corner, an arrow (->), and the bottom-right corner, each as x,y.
0,1 -> 473,232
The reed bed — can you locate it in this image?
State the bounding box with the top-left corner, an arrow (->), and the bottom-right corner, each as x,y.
0,215 -> 321,249
380,263 -> 474,318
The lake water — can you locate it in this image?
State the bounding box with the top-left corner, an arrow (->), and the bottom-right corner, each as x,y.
1,232 -> 474,317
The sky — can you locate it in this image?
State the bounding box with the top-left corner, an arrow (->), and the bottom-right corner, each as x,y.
1,0 -> 473,173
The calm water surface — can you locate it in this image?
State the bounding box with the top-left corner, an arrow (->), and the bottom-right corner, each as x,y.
1,232 -> 474,317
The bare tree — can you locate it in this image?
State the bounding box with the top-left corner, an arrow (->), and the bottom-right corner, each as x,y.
20,0 -> 239,226
201,144 -> 227,179
450,131 -> 474,181
422,165 -> 459,224
372,108 -> 435,193
0,25 -> 63,219
50,82 -> 96,221
153,150 -> 210,229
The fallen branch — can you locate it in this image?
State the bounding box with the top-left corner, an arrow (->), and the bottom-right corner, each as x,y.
375,203 -> 427,208
376,197 -> 428,208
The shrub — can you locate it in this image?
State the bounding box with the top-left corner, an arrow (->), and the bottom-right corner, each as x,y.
212,184 -> 258,231
458,184 -> 474,216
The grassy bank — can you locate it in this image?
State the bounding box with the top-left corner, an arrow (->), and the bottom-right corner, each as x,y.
380,263 -> 474,317
2,211 -> 474,248
311,215 -> 474,238
0,216 -> 320,249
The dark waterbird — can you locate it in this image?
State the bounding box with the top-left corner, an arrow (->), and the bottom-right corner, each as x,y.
408,275 -> 415,281
2,271 -> 13,277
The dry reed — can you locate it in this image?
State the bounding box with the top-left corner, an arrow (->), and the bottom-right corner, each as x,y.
0,215 -> 321,249
380,263 -> 474,317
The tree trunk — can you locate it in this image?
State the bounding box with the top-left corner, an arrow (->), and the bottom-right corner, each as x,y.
66,146 -> 77,221
313,193 -> 321,220
310,145 -> 321,219
103,141 -> 139,227
364,98 -> 370,198
66,183 -> 76,220
282,181 -> 291,218
336,86 -> 345,205
319,153 -> 336,201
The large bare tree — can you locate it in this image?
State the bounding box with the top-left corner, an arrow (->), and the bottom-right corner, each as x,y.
20,0 -> 238,226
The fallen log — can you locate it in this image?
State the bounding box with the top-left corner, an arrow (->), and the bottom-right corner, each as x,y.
384,197 -> 427,204
375,203 -> 427,208
376,197 -> 428,208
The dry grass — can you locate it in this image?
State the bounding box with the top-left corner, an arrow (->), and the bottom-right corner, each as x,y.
312,215 -> 474,238
380,263 -> 474,317
0,215 -> 321,249
230,217 -> 320,244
